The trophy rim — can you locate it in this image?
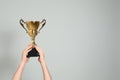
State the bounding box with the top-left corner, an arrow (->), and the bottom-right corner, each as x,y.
25,21 -> 40,23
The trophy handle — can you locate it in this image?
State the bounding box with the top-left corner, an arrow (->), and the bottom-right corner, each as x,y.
38,19 -> 46,32
19,19 -> 28,33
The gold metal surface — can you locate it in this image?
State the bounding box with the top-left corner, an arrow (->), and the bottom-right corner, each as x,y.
20,19 -> 46,44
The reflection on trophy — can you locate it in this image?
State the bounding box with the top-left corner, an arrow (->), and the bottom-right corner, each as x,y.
20,19 -> 46,58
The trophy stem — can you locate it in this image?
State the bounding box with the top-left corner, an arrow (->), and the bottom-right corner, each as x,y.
31,36 -> 36,44
31,39 -> 36,45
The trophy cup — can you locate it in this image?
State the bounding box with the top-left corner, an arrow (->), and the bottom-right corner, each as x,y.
19,19 -> 46,58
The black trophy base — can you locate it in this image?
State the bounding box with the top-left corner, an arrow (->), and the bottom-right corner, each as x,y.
27,48 -> 40,58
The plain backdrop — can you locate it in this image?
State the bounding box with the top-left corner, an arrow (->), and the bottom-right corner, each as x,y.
0,0 -> 119,80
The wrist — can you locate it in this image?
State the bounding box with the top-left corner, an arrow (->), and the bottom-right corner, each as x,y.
21,60 -> 27,64
39,59 -> 45,64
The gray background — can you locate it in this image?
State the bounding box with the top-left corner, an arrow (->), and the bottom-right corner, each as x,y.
0,0 -> 119,80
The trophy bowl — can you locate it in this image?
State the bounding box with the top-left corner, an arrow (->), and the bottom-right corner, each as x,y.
19,19 -> 46,58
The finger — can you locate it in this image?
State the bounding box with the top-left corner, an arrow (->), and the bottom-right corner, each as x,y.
23,47 -> 32,54
34,45 -> 41,50
28,43 -> 33,46
28,44 -> 33,47
25,48 -> 32,56
34,45 -> 45,56
34,46 -> 42,54
26,47 -> 32,52
25,45 -> 33,51
23,48 -> 32,56
33,44 -> 38,48
23,46 -> 33,55
34,45 -> 39,50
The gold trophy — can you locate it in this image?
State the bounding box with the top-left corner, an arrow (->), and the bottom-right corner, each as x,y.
20,19 -> 46,57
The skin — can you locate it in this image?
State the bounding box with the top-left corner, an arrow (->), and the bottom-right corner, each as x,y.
12,44 -> 52,80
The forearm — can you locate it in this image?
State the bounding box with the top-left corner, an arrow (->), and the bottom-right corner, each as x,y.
12,61 -> 26,80
40,60 -> 52,80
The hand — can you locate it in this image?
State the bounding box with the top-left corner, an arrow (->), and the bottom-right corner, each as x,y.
21,44 -> 33,63
34,45 -> 45,63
